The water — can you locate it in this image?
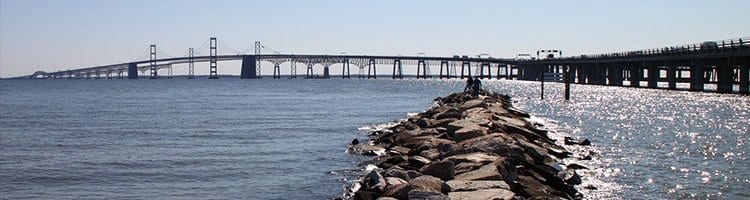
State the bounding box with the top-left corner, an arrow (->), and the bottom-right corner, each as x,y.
1,78 -> 748,199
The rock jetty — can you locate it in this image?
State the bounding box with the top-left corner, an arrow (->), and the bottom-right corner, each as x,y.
347,91 -> 586,200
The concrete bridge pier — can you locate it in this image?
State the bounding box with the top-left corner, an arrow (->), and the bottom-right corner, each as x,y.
575,65 -> 586,84
416,60 -> 426,79
592,64 -> 606,85
128,63 -> 138,79
717,61 -> 733,93
240,55 -> 257,79
392,59 -> 403,79
647,64 -> 658,88
367,59 -> 377,79
667,63 -> 677,90
689,60 -> 705,91
323,66 -> 330,78
342,60 -> 351,79
439,61 -> 449,79
479,62 -> 490,79
740,64 -> 749,95
460,61 -> 471,79
630,64 -> 642,87
608,65 -> 623,86
305,63 -> 314,79
273,64 -> 281,79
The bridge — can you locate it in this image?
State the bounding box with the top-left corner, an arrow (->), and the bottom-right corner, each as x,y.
15,37 -> 750,94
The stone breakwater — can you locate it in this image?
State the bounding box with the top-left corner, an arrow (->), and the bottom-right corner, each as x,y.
347,91 -> 589,200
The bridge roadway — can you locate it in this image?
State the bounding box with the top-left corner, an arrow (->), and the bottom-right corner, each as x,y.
20,37 -> 750,94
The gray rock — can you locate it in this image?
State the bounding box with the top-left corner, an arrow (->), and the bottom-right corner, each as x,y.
454,161 -> 502,181
445,152 -> 499,164
445,180 -> 511,191
408,175 -> 447,193
447,188 -> 515,200
385,177 -> 408,186
454,162 -> 484,175
419,160 -> 455,181
460,99 -> 485,110
380,183 -> 411,199
366,170 -> 386,192
408,155 -> 432,169
407,190 -> 450,200
453,124 -> 487,142
435,108 -> 463,120
419,148 -> 441,160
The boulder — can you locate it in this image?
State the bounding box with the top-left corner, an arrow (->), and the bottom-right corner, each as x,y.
435,108 -> 463,120
384,167 -> 410,181
447,189 -> 515,200
444,152 -> 499,164
445,180 -> 511,191
365,170 -> 386,192
564,136 -> 591,146
416,118 -> 432,128
460,99 -> 485,110
380,183 -> 411,199
453,124 -> 487,142
447,119 -> 474,133
453,162 -> 484,175
385,177 -> 408,186
419,148 -> 441,160
429,118 -> 457,128
454,158 -> 516,183
407,190 -> 450,200
454,162 -> 502,181
408,175 -> 447,193
408,155 -> 432,169
419,160 -> 455,181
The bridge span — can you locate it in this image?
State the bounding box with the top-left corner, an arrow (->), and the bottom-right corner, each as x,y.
17,37 -> 750,94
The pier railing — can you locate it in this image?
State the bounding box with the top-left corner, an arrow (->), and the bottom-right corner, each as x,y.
568,37 -> 749,59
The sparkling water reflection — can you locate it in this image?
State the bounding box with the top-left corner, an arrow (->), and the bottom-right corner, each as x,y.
0,78 -> 748,199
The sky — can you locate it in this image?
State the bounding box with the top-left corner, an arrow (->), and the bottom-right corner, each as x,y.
1,0 -> 749,77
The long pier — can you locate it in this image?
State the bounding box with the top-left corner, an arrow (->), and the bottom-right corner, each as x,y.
15,37 -> 750,94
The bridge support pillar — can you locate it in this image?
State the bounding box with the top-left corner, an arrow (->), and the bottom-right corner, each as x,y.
630,63 -> 642,87
576,65 -> 586,84
740,64 -> 749,95
439,61 -> 449,79
240,55 -> 257,79
717,61 -> 733,93
647,64 -> 658,88
667,63 -> 677,90
417,60 -> 426,79
392,60 -> 402,79
460,61 -> 471,79
689,61 -> 705,91
273,64 -> 281,79
342,60 -> 350,79
128,63 -> 138,79
323,66 -> 330,79
368,59 -> 377,79
608,65 -> 623,86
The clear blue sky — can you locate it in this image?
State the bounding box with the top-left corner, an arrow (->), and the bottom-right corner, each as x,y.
1,0 -> 748,77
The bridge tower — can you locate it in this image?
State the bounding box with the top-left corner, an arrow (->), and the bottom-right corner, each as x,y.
209,37 -> 218,79
188,47 -> 195,79
255,41 -> 262,78
149,45 -> 157,79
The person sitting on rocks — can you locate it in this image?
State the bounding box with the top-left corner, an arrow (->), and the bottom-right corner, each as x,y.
472,77 -> 482,96
464,76 -> 474,92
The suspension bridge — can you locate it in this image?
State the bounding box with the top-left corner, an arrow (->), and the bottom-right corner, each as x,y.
14,37 -> 750,94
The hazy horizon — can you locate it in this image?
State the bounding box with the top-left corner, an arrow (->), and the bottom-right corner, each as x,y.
2,0 -> 749,77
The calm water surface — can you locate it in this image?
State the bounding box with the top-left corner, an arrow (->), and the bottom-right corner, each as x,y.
1,78 -> 747,199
